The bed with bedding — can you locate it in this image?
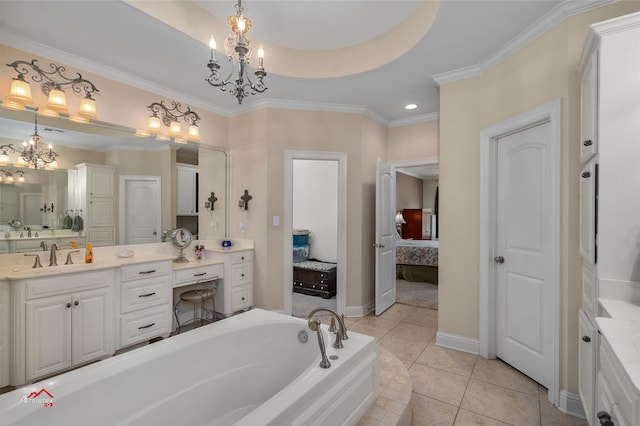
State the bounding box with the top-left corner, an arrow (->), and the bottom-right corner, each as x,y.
396,239 -> 438,283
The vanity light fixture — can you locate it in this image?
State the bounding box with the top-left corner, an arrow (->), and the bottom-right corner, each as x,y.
0,113 -> 59,170
144,101 -> 201,143
4,59 -> 100,120
206,0 -> 267,104
0,169 -> 26,183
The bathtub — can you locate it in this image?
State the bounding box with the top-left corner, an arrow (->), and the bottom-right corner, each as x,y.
0,309 -> 378,425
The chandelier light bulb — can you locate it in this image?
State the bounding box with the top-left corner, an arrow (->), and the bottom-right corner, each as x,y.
209,35 -> 216,50
257,45 -> 264,68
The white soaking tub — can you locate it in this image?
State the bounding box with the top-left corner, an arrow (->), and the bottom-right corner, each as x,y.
0,309 -> 378,426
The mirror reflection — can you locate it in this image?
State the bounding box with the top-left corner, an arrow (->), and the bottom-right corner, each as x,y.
0,109 -> 228,254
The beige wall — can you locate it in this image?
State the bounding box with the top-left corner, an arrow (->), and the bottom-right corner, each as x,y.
396,172 -> 423,211
438,1 -> 640,394
423,178 -> 438,212
387,119 -> 439,162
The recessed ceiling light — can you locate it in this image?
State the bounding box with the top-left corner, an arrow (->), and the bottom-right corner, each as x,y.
404,104 -> 418,110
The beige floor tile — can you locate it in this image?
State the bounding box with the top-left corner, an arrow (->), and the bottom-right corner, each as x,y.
415,344 -> 478,377
539,387 -> 587,426
388,321 -> 436,342
402,308 -> 438,329
409,363 -> 469,406
378,303 -> 418,321
349,323 -> 389,341
411,392 -> 458,426
357,315 -> 403,333
471,358 -> 539,396
378,333 -> 430,363
453,409 -> 510,426
460,380 -> 540,426
399,357 -> 414,371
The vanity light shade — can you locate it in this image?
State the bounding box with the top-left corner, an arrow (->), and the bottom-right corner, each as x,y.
17,175 -> 25,182
1,100 -> 26,111
69,115 -> 89,124
78,96 -> 98,119
38,107 -> 59,118
8,78 -> 33,104
169,120 -> 182,138
49,160 -> 58,169
147,116 -> 162,134
0,153 -> 9,165
187,124 -> 200,141
47,88 -> 68,113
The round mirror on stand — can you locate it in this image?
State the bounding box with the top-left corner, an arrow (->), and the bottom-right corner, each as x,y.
172,228 -> 192,263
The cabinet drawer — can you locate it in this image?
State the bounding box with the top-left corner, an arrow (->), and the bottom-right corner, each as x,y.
120,306 -> 170,348
231,263 -> 252,287
120,261 -> 170,282
599,338 -> 634,426
232,285 -> 252,311
26,270 -> 111,300
174,263 -> 223,287
232,251 -> 252,264
120,276 -> 170,314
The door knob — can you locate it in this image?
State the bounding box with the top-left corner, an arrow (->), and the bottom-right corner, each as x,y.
494,256 -> 505,264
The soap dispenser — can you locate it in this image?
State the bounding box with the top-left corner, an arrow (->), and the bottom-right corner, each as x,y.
85,243 -> 93,264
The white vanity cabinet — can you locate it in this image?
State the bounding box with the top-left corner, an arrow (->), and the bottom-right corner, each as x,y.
578,12 -> 640,424
215,250 -> 253,317
117,260 -> 172,349
10,270 -> 114,385
76,163 -> 116,247
0,283 -> 9,387
176,164 -> 198,215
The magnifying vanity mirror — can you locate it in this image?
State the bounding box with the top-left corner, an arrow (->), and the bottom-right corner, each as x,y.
0,108 -> 229,254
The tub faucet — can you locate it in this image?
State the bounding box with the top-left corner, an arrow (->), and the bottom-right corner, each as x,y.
307,307 -> 348,349
49,243 -> 60,266
40,241 -> 47,252
308,318 -> 331,368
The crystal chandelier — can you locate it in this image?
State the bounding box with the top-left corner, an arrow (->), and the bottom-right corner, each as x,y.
0,113 -> 58,170
206,0 -> 267,104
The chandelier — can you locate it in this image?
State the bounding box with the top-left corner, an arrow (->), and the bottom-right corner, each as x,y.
206,0 -> 267,104
0,113 -> 58,170
3,59 -> 100,122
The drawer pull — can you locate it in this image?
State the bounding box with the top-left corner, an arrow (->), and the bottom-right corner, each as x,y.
582,335 -> 591,343
139,292 -> 156,298
74,300 -> 79,306
583,139 -> 593,147
193,272 -> 207,277
241,297 -> 245,301
139,270 -> 157,275
581,171 -> 591,178
138,323 -> 155,330
66,302 -> 72,308
597,411 -> 613,426
241,273 -> 245,277
241,256 -> 245,260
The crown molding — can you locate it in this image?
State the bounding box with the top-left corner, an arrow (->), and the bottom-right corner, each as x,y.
432,0 -> 613,86
388,112 -> 439,128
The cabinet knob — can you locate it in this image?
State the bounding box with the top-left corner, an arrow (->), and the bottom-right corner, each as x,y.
241,273 -> 245,277
66,302 -> 72,308
583,139 -> 593,147
581,171 -> 591,178
241,256 -> 245,260
74,300 -> 79,306
241,297 -> 245,301
597,411 -> 613,426
582,335 -> 591,343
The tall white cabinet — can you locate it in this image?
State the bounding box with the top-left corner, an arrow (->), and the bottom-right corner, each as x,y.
76,163 -> 116,247
578,12 -> 640,425
176,164 -> 198,216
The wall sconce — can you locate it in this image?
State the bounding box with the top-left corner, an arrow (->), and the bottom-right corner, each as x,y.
0,169 -> 25,183
205,192 -> 218,211
395,211 -> 406,234
40,203 -> 54,213
139,100 -> 201,143
3,59 -> 100,121
238,189 -> 252,210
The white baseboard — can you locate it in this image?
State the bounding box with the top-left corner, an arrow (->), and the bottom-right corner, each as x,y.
435,331 -> 480,355
558,390 -> 585,419
346,302 -> 374,318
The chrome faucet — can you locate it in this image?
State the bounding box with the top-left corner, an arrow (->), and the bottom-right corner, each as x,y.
39,241 -> 47,252
49,243 -> 60,266
26,227 -> 31,238
307,308 -> 349,369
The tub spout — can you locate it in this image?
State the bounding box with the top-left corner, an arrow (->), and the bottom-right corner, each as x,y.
308,318 -> 331,369
307,307 -> 348,349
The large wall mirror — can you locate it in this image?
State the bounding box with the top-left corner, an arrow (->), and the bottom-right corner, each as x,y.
0,108 -> 228,253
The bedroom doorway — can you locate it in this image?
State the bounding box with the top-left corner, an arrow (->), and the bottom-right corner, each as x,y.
283,151 -> 347,318
393,158 -> 439,309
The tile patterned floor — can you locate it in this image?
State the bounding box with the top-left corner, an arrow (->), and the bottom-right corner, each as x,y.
348,303 -> 587,426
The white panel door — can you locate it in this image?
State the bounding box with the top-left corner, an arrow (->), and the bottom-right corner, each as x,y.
375,159 -> 396,315
121,177 -> 161,245
496,121 -> 553,387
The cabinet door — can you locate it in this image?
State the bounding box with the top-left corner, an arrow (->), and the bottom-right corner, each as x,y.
72,288 -> 112,365
578,309 -> 597,425
87,167 -> 115,198
177,165 -> 197,215
26,294 -> 72,381
580,160 -> 597,264
580,50 -> 598,164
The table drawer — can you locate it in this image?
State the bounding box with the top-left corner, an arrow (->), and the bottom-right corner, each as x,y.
26,270 -> 111,300
120,261 -> 170,282
120,306 -> 170,347
232,285 -> 252,311
120,275 -> 170,314
232,263 -> 251,287
174,263 -> 223,288
232,251 -> 252,264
